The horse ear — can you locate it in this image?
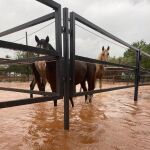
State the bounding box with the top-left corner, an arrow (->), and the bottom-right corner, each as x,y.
107,46 -> 110,51
102,46 -> 104,51
46,36 -> 49,43
35,35 -> 40,43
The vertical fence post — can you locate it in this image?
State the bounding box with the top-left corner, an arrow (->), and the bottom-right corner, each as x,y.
134,50 -> 140,101
70,12 -> 76,96
63,8 -> 70,130
55,5 -> 62,96
25,32 -> 30,81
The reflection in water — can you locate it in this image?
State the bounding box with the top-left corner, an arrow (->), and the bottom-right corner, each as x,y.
0,83 -> 150,150
23,101 -> 107,150
23,103 -> 65,150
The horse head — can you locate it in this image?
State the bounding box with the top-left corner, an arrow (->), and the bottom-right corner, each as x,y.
35,35 -> 50,50
100,46 -> 110,62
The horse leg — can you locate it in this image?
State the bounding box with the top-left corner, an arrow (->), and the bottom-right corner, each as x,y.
31,63 -> 43,93
69,97 -> 74,107
30,77 -> 36,98
79,86 -> 82,92
87,65 -> 96,103
54,100 -> 57,106
81,81 -> 88,103
88,77 -> 96,103
49,78 -> 74,107
49,83 -> 57,106
41,79 -> 47,96
99,78 -> 102,89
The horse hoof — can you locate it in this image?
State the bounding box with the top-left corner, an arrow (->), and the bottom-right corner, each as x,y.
89,98 -> 92,103
86,97 -> 93,103
54,103 -> 57,107
30,94 -> 33,99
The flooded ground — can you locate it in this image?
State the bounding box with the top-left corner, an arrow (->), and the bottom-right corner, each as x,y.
0,82 -> 150,150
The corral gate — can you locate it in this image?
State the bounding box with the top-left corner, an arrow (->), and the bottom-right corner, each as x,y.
0,0 -> 150,130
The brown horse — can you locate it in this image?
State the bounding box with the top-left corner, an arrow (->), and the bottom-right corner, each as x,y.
30,36 -> 53,98
46,60 -> 96,106
95,46 -> 109,89
30,35 -> 96,107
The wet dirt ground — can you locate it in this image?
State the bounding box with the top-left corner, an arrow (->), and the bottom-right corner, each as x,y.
0,82 -> 150,150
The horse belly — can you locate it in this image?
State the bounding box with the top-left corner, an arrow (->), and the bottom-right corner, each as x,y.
74,61 -> 87,85
45,61 -> 56,91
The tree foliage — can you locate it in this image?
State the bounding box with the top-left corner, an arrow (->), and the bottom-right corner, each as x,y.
6,52 -> 32,75
109,40 -> 150,69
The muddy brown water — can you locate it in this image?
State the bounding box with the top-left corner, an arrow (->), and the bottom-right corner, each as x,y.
0,82 -> 150,150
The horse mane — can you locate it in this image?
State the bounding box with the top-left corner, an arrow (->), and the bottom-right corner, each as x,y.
48,43 -> 56,52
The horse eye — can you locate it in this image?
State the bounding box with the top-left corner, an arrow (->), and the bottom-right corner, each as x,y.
107,53 -> 109,56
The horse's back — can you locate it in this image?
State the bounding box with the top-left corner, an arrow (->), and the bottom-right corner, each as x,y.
45,60 -> 95,89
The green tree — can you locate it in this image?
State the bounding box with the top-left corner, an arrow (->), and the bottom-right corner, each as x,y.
123,40 -> 150,68
109,40 -> 150,69
6,51 -> 33,75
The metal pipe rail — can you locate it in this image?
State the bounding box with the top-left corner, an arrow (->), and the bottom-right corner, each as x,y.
140,75 -> 150,77
140,67 -> 150,73
0,40 -> 57,56
0,94 -> 62,109
0,56 -> 56,65
139,83 -> 150,86
140,70 -> 150,74
36,0 -> 61,10
103,75 -> 134,78
74,83 -> 150,97
141,51 -> 150,58
73,13 -> 139,52
75,55 -> 135,69
74,85 -> 135,97
0,13 -> 55,37
0,87 -> 56,96
73,12 -> 150,58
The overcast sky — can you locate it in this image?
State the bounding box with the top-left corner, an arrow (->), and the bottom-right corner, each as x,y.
0,0 -> 150,58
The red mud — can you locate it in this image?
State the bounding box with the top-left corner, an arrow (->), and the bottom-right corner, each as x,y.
0,82 -> 150,150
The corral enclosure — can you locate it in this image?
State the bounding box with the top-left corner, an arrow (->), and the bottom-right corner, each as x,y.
0,0 -> 150,149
